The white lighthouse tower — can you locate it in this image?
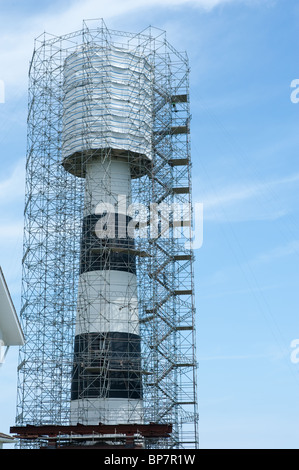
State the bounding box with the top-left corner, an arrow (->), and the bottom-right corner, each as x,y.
62,44 -> 152,425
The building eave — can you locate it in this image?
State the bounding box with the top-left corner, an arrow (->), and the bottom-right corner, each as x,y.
0,267 -> 25,346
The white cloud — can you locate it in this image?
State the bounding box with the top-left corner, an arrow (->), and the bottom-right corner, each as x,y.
0,222 -> 23,241
0,162 -> 25,299
0,0 -> 269,88
203,173 -> 299,210
0,160 -> 25,277
0,159 -> 25,205
251,240 -> 299,266
197,172 -> 299,223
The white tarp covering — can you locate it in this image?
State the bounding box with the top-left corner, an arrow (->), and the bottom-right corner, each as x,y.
62,44 -> 152,161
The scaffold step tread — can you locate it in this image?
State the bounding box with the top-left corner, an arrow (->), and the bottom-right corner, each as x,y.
171,94 -> 188,103
173,186 -> 190,194
168,158 -> 189,166
174,289 -> 193,295
174,254 -> 192,260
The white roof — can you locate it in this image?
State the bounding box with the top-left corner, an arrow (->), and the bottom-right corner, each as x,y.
0,267 -> 24,346
0,432 -> 15,443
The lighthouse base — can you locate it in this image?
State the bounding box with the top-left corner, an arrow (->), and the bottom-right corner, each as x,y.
70,398 -> 144,425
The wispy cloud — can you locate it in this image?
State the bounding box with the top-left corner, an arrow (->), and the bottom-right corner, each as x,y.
0,159 -> 25,206
0,160 -> 25,270
203,173 -> 299,210
0,0 -> 271,88
0,222 -> 23,240
196,172 -> 299,223
251,240 -> 299,266
0,161 -> 25,296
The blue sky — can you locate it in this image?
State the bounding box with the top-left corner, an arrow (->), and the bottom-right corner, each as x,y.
0,0 -> 299,449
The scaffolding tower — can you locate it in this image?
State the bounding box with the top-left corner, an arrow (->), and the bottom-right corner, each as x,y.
15,20 -> 198,449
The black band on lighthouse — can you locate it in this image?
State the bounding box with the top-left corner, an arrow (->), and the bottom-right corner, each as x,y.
79,213 -> 136,275
71,332 -> 143,400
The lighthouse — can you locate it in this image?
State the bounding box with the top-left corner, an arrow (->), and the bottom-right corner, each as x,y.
62,43 -> 152,425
